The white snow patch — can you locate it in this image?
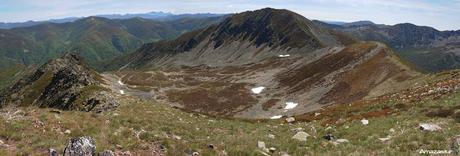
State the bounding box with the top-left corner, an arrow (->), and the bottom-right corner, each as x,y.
270,115 -> 283,119
119,90 -> 125,95
284,102 -> 298,110
118,80 -> 124,85
361,119 -> 369,125
251,86 -> 265,94
278,54 -> 290,58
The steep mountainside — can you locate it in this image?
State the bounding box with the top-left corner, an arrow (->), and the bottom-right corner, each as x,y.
0,54 -> 118,112
117,8 -> 355,69
314,20 -> 460,72
110,8 -> 419,118
0,16 -> 224,69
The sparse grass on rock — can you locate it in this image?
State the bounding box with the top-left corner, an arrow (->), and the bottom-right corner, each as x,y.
1,89 -> 460,155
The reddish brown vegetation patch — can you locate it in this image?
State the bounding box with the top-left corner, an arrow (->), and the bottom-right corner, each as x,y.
295,70 -> 460,126
425,108 -> 454,118
219,58 -> 287,75
381,71 -> 460,104
277,42 -> 377,93
294,97 -> 395,126
319,48 -> 404,104
166,83 -> 257,116
352,108 -> 393,120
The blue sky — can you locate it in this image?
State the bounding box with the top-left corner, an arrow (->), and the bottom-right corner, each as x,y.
0,0 -> 459,30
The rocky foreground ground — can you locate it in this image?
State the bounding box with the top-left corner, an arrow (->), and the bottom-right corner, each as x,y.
1,71 -> 460,155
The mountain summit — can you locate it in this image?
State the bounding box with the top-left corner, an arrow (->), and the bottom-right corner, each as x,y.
118,8 -> 354,69
0,53 -> 118,112
208,8 -> 338,49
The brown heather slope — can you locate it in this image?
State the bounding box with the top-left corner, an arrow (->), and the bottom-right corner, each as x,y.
277,42 -> 418,106
110,41 -> 419,118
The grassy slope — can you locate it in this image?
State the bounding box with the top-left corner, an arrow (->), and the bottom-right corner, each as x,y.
398,48 -> 460,73
0,64 -> 26,90
1,83 -> 460,155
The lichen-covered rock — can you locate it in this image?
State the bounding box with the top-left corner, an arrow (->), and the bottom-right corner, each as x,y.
419,123 -> 442,132
451,135 -> 460,154
292,131 -> 309,141
285,117 -> 295,123
63,136 -> 96,156
86,91 -> 119,112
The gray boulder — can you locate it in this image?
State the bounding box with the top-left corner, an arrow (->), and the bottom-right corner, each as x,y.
99,150 -> 115,156
49,148 -> 58,156
292,131 -> 310,141
63,136 -> 96,156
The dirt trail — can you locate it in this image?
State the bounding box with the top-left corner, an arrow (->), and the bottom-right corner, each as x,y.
101,73 -> 155,100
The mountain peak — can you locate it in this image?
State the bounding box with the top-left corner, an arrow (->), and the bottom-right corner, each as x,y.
343,20 -> 375,27
41,53 -> 88,73
120,8 -> 353,69
210,7 -> 330,49
227,7 -> 300,25
250,7 -> 288,13
75,16 -> 111,24
1,53 -> 118,111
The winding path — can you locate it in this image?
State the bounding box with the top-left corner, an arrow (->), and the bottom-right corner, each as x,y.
101,73 -> 155,100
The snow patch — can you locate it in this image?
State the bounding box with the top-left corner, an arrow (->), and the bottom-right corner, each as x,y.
361,119 -> 369,125
251,86 -> 265,94
270,115 -> 283,119
284,102 -> 298,110
278,54 -> 290,58
119,90 -> 125,95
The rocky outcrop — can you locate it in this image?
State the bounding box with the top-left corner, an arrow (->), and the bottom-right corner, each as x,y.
63,136 -> 96,156
0,53 -> 118,112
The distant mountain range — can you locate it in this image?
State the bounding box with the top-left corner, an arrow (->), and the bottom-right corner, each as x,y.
321,20 -> 376,27
0,9 -> 459,74
0,12 -> 225,29
315,20 -> 460,72
0,15 -> 225,70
